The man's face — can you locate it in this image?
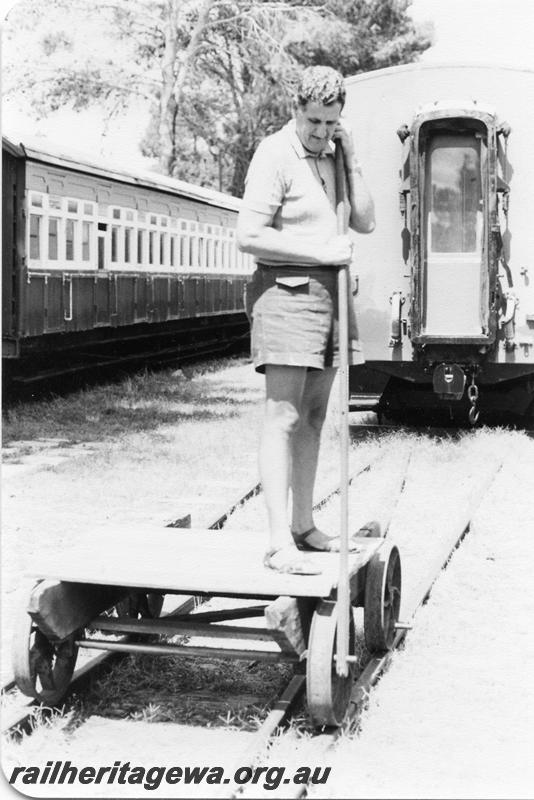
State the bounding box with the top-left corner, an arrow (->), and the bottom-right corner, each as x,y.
295,100 -> 343,154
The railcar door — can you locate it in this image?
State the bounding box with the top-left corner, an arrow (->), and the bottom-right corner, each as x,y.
423,130 -> 484,336
410,110 -> 498,346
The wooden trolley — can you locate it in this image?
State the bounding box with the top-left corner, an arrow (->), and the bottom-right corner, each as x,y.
13,523 -> 401,728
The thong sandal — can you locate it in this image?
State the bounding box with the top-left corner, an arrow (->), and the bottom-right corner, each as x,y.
291,526 -> 362,553
263,545 -> 322,575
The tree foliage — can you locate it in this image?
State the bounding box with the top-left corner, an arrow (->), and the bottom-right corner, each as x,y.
3,0 -> 431,195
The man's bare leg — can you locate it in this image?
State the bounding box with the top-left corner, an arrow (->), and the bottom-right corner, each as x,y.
290,367 -> 337,546
260,365 -> 307,553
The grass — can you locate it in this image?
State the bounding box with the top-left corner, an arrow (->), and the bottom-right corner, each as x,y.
70,653 -> 294,731
2,357 -> 252,448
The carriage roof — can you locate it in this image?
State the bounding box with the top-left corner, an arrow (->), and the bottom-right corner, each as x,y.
2,133 -> 242,213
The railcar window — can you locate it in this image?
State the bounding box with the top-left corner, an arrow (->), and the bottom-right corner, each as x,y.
82,221 -> 91,261
137,230 -> 145,265
427,134 -> 482,253
48,218 -> 59,260
66,219 -> 75,261
30,215 -> 41,258
112,208 -> 121,220
170,235 -> 176,267
68,200 -> 78,214
124,228 -> 132,263
111,226 -> 119,262
160,232 -> 167,266
207,238 -> 214,269
31,193 -> 43,208
180,235 -> 189,267
198,237 -> 205,268
84,203 -> 94,216
149,231 -> 156,265
126,210 -> 134,222
50,196 -> 62,210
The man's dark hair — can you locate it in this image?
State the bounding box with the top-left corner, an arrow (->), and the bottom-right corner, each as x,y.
296,66 -> 346,109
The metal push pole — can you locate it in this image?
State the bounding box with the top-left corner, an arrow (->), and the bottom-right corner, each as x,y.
334,140 -> 350,677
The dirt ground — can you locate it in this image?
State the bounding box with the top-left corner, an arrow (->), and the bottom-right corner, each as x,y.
2,360 -> 533,799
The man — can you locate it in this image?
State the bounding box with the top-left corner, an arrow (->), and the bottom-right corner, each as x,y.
237,66 -> 375,573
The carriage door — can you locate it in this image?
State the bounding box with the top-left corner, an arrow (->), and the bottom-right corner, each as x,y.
424,130 -> 484,335
98,223 -> 107,269
412,113 -> 494,344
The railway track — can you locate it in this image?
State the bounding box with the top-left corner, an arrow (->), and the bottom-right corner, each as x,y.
2,430 -> 505,800
3,326 -> 249,404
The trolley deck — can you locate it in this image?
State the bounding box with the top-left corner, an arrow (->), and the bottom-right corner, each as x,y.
23,526 -> 383,598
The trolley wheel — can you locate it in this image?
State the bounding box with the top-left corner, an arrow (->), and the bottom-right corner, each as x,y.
306,600 -> 356,728
12,594 -> 78,705
364,542 -> 401,653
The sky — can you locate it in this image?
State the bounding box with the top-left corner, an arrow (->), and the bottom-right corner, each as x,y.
410,0 -> 534,67
1,0 -> 534,169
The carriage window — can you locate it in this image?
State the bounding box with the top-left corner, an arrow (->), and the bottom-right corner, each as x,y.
149,231 -> 156,264
30,215 -> 41,258
124,228 -> 132,263
198,237 -> 205,267
112,208 -> 121,220
82,221 -> 91,261
48,218 -> 59,260
67,200 -> 78,213
83,203 -> 94,216
31,193 -> 43,208
111,226 -> 119,262
180,236 -> 189,267
50,196 -> 62,210
125,210 -> 134,222
160,233 -> 166,265
427,134 -> 482,253
170,236 -> 176,267
137,230 -> 145,264
66,219 -> 75,260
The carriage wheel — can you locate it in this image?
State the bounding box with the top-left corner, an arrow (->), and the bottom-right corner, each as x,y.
364,542 -> 401,653
306,600 -> 356,727
12,594 -> 78,705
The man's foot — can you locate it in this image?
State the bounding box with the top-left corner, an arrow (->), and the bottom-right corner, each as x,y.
291,526 -> 365,553
263,544 -> 322,575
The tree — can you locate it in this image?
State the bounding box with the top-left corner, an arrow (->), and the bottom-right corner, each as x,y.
288,0 -> 432,75
3,0 -> 431,195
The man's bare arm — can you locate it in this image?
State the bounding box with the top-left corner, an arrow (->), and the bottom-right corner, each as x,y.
237,208 -> 352,265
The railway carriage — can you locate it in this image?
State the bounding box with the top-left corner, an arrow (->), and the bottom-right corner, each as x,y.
344,63 -> 534,421
2,135 -> 253,378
